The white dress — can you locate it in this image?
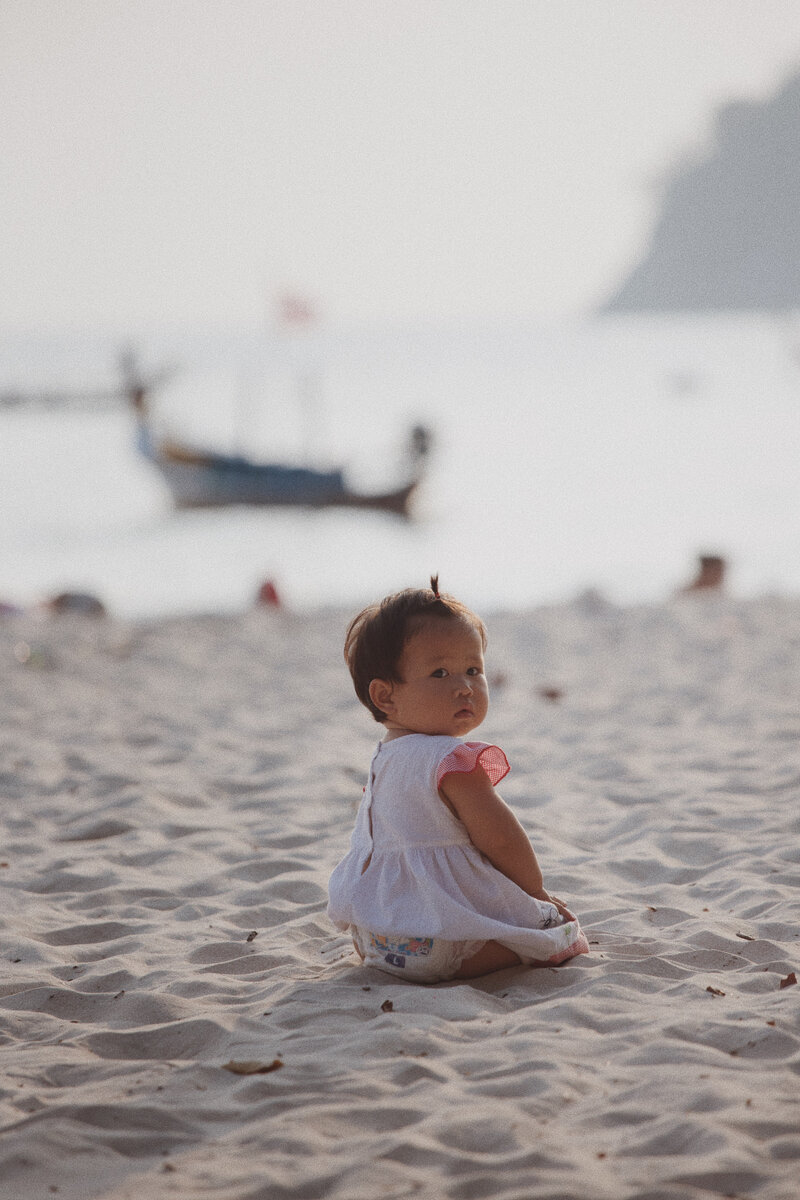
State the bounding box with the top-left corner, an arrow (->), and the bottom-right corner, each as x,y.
327,734 -> 589,963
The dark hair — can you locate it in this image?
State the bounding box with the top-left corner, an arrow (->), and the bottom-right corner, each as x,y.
344,575 -> 487,722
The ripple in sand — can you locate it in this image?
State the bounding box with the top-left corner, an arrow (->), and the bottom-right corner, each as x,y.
768,1137 -> 800,1160
227,857 -> 310,883
27,870 -> 119,895
615,1117 -> 726,1157
390,1062 -> 446,1087
56,819 -> 133,841
664,1021 -> 799,1060
188,941 -> 263,965
38,922 -> 149,946
668,1167 -> 769,1195
312,1104 -> 423,1137
258,877 -> 327,904
83,1017 -> 233,1060
198,954 -> 294,975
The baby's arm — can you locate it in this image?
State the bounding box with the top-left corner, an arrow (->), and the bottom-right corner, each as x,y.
439,767 -> 574,919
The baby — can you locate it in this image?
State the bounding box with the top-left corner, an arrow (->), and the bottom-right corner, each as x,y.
327,577 -> 589,982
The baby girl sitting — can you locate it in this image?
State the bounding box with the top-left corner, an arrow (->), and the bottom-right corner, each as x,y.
328,577 -> 589,982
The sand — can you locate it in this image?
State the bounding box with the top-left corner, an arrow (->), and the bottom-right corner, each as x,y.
1,595 -> 799,1200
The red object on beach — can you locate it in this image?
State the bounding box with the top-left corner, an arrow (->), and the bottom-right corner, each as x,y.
277,292 -> 316,326
257,579 -> 282,608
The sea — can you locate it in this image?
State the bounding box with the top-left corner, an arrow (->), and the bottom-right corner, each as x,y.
1,313 -> 798,619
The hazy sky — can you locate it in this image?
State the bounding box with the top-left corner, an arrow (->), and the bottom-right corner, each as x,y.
4,0 -> 800,332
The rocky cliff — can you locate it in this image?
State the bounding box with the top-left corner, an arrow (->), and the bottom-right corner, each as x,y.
603,70 -> 800,311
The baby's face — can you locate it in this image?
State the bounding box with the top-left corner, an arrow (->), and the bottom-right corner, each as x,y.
381,617 -> 489,738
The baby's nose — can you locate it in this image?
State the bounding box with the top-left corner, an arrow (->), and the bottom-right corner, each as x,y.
456,675 -> 473,693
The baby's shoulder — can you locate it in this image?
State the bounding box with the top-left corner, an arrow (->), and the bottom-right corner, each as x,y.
378,736 -> 509,784
436,740 -> 510,787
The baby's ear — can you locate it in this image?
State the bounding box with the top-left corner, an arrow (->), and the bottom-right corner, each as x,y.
368,678 -> 394,715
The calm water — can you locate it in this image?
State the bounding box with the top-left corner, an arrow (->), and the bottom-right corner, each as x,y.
1,314 -> 798,617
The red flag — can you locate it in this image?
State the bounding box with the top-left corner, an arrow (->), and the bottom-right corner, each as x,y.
277,292 -> 316,326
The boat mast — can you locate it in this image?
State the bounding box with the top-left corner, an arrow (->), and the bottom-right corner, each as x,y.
276,291 -> 324,465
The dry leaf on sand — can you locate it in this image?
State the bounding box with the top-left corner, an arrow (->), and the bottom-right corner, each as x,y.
222,1059 -> 284,1075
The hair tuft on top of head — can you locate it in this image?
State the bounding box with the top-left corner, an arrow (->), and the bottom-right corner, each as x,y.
430,574 -> 440,598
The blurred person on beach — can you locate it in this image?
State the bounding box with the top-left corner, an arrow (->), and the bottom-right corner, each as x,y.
679,553 -> 727,593
328,577 -> 589,982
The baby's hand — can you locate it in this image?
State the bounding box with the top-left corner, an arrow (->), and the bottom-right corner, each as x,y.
533,889 -> 576,922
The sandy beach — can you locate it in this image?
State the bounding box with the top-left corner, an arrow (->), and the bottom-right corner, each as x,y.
1,595 -> 799,1200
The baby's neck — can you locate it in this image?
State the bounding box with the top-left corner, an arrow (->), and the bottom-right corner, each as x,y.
381,726 -> 460,742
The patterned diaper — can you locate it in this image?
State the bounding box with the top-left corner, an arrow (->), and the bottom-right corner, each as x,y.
352,926 -> 486,983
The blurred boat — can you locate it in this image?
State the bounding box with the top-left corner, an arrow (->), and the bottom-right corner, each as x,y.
125,361 -> 429,517
3,351 -> 431,519
136,420 -> 427,515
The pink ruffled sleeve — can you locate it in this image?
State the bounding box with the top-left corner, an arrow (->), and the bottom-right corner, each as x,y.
436,741 -> 510,788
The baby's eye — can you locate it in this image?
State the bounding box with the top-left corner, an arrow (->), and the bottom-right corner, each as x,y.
431,668 -> 448,678
466,666 -> 483,676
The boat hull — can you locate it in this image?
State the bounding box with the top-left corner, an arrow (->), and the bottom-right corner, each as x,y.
156,455 -> 416,516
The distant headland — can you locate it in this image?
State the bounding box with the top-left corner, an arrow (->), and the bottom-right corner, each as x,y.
602,68 -> 800,311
